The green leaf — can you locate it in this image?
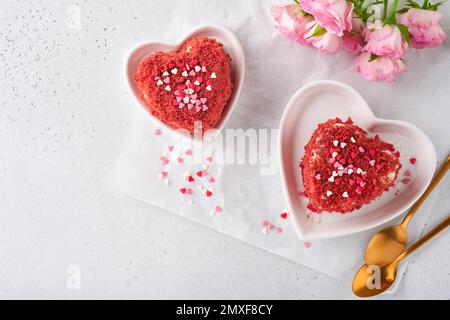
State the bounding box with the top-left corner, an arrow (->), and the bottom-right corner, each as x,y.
406,0 -> 421,8
306,25 -> 327,39
369,53 -> 379,62
426,1 -> 446,10
397,24 -> 411,46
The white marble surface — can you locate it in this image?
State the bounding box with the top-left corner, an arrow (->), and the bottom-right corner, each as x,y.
0,0 -> 449,299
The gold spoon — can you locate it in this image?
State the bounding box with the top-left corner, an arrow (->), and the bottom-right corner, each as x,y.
365,155 -> 450,267
353,215 -> 450,297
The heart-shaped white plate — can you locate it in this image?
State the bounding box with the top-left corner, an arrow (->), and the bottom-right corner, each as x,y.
124,25 -> 245,139
279,80 -> 436,240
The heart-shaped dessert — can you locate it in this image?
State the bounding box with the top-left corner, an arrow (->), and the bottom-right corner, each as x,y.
300,117 -> 401,214
279,80 -> 436,239
134,36 -> 232,133
125,26 -> 245,138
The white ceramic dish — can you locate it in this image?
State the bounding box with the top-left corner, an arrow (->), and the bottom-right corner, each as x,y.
279,80 -> 436,240
124,25 -> 245,140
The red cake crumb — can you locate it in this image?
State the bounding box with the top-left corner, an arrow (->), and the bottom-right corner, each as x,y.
300,118 -> 401,214
134,36 -> 233,133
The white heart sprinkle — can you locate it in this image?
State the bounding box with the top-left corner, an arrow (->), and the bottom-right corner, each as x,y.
326,191 -> 333,197
340,142 -> 347,148
206,85 -> 212,91
201,66 -> 207,72
194,81 -> 200,86
195,65 -> 201,72
162,71 -> 169,76
210,72 -> 217,78
164,85 -> 171,91
351,137 -> 356,143
171,68 -> 178,74
182,71 -> 188,77
183,97 -> 190,103
369,160 -> 376,166
157,80 -> 163,86
357,168 -> 363,174
332,152 -> 338,158
348,169 -> 354,174
328,176 -> 335,182
332,171 -> 338,177
342,192 -> 349,198
333,140 -> 339,147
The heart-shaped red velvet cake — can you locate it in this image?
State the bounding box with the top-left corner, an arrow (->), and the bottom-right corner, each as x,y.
134,36 -> 233,133
300,118 -> 401,214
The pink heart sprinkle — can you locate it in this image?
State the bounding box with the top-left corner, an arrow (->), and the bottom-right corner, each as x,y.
195,100 -> 201,106
186,188 -> 193,195
164,77 -> 170,84
189,70 -> 196,76
161,171 -> 168,177
185,149 -> 192,155
195,105 -> 201,112
168,145 -> 174,152
208,177 -> 215,183
276,227 -> 283,234
200,98 -> 207,104
262,220 -> 270,227
160,156 -> 169,165
215,206 -> 222,213
206,156 -> 213,163
315,174 -> 321,180
303,241 -> 311,248
177,157 -> 184,163
154,128 -> 162,136
178,103 -> 185,109
188,104 -> 194,110
202,105 -> 208,111
191,94 -> 197,99
404,170 -> 411,177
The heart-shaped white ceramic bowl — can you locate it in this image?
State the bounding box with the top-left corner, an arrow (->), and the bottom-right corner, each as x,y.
124,25 -> 245,140
279,80 -> 436,240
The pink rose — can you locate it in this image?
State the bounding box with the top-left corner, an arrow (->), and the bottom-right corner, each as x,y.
398,8 -> 447,49
299,0 -> 353,36
364,20 -> 408,58
342,16 -> 365,55
354,51 -> 407,82
271,4 -> 314,45
304,22 -> 343,53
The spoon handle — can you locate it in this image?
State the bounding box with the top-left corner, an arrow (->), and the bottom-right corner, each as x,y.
402,155 -> 450,226
396,215 -> 450,263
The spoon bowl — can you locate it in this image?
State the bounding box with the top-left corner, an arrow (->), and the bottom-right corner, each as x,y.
365,225 -> 407,267
352,263 -> 398,298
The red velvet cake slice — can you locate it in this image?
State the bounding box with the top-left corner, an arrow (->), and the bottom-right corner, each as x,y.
134,36 -> 233,133
300,118 -> 401,214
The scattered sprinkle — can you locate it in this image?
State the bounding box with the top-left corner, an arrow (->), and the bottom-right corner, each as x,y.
409,157 -> 417,165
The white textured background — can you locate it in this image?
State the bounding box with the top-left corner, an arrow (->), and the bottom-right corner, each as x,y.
0,0 -> 449,299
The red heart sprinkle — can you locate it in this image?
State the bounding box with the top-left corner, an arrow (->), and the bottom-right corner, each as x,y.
188,176 -> 194,182
196,171 -> 203,177
409,157 -> 416,165
180,188 -> 186,194
280,212 -> 288,219
205,190 -> 212,197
